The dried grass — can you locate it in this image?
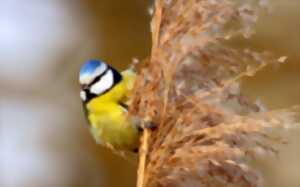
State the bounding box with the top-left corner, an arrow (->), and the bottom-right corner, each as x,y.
129,0 -> 299,186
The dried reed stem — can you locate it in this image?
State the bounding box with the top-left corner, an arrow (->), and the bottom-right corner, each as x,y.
130,0 -> 298,186
137,128 -> 150,187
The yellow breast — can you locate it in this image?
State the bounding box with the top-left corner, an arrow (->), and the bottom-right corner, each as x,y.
86,70 -> 139,151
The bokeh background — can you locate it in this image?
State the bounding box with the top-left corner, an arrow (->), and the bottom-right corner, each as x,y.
0,0 -> 299,187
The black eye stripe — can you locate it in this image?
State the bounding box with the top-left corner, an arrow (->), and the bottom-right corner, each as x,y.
82,65 -> 123,103
88,65 -> 122,88
88,66 -> 109,87
92,67 -> 122,96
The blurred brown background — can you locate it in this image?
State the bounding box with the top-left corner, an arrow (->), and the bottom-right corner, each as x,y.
0,0 -> 299,187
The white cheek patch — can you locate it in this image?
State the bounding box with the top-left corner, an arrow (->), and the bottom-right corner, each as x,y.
90,69 -> 114,95
80,90 -> 87,101
79,63 -> 107,85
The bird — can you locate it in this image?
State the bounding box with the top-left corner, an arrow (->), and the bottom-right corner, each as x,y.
79,59 -> 140,152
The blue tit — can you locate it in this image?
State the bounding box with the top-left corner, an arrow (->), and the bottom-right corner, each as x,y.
79,59 -> 140,152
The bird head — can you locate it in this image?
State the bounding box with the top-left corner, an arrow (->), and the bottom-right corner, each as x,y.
79,59 -> 122,102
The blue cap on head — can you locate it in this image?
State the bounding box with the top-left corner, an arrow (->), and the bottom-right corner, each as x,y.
80,59 -> 103,76
79,59 -> 109,85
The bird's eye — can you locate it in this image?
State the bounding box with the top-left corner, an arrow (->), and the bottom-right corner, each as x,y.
89,75 -> 102,87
